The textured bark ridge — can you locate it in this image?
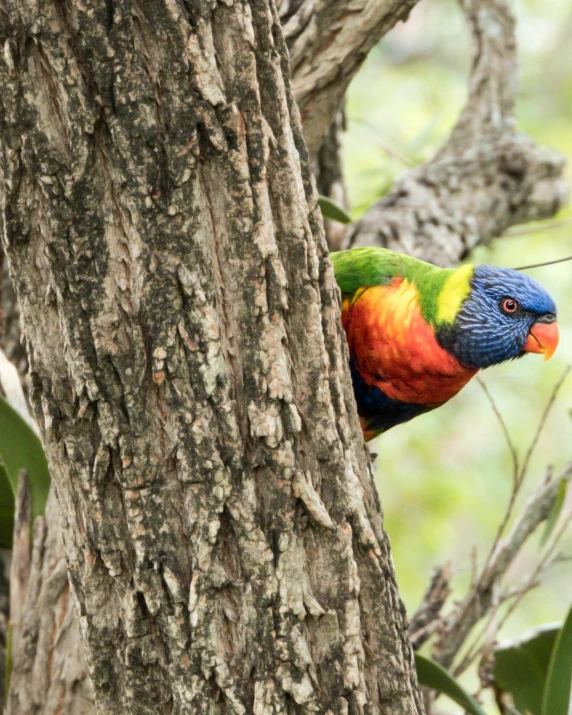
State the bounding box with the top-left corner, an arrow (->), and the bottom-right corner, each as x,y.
8,484 -> 94,715
347,0 -> 568,264
1,250 -> 27,379
315,110 -> 348,252
0,1 -> 423,713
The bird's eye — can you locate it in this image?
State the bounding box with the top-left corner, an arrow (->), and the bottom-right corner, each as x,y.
502,298 -> 519,314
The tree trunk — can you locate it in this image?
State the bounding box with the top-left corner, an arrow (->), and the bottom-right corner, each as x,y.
0,0 -> 422,712
314,110 -> 348,251
0,250 -> 27,381
8,482 -> 94,715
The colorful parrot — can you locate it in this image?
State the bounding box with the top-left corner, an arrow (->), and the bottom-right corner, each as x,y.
331,247 -> 559,441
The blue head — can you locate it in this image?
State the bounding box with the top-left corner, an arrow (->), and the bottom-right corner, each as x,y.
437,265 -> 558,369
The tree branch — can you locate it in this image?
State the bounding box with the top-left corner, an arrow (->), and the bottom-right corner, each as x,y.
433,462 -> 572,670
408,564 -> 452,650
280,0 -> 421,157
8,490 -> 95,714
315,109 -> 349,250
347,0 -> 568,265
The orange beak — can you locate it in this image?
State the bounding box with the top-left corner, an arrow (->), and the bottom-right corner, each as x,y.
523,321 -> 559,361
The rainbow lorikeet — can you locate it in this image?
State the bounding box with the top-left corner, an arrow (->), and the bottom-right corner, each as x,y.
331,247 -> 559,441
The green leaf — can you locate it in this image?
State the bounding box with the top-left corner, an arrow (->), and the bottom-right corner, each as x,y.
542,603 -> 572,715
541,477 -> 567,546
494,624 -> 561,715
317,196 -> 352,224
0,395 -> 50,523
0,462 -> 15,548
414,653 -> 487,715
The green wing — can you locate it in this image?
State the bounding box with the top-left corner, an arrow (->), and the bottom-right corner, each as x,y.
331,247 -> 435,299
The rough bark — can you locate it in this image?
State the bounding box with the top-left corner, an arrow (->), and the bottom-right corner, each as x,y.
279,0 -> 421,157
0,249 -> 27,381
8,481 -> 94,715
0,1 -> 422,713
0,354 -> 92,714
314,110 -> 348,251
347,0 -> 568,264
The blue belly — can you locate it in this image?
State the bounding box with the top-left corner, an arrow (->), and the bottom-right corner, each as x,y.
350,359 -> 434,433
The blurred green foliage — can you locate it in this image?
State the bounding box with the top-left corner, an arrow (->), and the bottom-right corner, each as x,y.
492,615 -> 572,715
344,0 -> 572,706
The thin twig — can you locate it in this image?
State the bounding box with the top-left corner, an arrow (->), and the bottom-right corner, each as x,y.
495,508 -> 572,634
477,377 -> 519,487
514,254 -> 572,270
454,578 -> 542,677
453,591 -> 500,677
409,564 -> 452,650
499,579 -> 542,605
518,366 -> 571,483
433,463 -> 571,670
430,376 -> 570,671
476,378 -> 522,585
485,465 -> 571,589
458,525 -> 567,678
478,368 -> 570,588
504,216 -> 572,238
451,560 -> 486,575
352,117 -> 417,166
552,553 -> 572,563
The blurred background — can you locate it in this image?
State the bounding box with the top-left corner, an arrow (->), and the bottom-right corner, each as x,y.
342,0 -> 572,679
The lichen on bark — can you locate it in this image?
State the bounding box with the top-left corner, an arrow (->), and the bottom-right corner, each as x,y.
0,0 -> 422,712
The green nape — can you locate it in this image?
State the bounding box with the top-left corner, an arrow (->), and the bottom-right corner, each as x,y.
330,247 -> 475,326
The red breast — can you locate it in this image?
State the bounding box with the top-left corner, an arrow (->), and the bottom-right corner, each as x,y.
342,280 -> 478,406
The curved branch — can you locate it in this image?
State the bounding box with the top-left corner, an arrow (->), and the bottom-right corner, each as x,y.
433,462 -> 572,670
280,0 -> 421,157
442,0 -> 517,151
347,0 -> 568,265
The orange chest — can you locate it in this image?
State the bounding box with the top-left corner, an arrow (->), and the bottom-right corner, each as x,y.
342,283 -> 478,405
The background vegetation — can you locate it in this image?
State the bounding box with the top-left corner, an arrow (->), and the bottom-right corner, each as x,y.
344,0 -> 572,684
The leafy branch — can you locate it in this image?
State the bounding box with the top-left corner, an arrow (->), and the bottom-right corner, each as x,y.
410,367 -> 572,713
